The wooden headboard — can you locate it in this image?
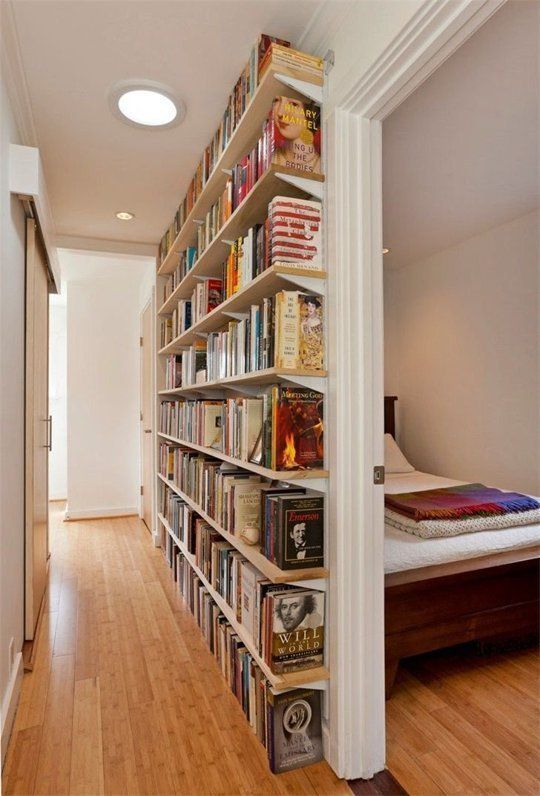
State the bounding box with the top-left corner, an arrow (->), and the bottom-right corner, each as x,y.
384,396 -> 398,438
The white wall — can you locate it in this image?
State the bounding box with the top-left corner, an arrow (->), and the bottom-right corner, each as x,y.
49,295 -> 67,499
384,210 -> 539,495
0,76 -> 26,757
60,251 -> 154,519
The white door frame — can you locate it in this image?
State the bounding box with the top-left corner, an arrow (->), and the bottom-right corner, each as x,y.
326,0 -> 506,780
139,291 -> 156,530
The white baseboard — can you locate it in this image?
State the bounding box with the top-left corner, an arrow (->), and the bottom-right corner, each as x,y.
1,651 -> 23,765
64,506 -> 138,521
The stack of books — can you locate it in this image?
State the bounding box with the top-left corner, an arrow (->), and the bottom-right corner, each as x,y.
259,43 -> 324,82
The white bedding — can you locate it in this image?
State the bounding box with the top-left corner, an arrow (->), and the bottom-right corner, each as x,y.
384,471 -> 540,574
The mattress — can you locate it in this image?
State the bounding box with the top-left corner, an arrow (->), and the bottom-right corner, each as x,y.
384,471 -> 540,574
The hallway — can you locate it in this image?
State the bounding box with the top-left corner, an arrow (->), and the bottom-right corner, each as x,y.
3,504 -> 349,795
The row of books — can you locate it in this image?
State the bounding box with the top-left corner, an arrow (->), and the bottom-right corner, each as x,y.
159,383 -> 324,471
164,290 -> 324,382
159,462 -> 324,570
162,534 -> 323,773
162,247 -> 197,304
161,195 -> 322,313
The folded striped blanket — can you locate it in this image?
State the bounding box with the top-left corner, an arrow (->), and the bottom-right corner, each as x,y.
385,483 -> 540,522
385,506 -> 540,539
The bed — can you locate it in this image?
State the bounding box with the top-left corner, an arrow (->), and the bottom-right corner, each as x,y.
383,397 -> 540,696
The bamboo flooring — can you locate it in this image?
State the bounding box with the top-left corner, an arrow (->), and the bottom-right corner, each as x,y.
386,643 -> 540,795
3,504 -> 350,796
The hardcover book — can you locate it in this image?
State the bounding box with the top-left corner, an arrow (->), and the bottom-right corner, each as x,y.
272,385 -> 324,470
271,494 -> 324,570
268,197 -> 322,271
268,96 -> 322,176
266,588 -> 324,673
266,688 -> 323,774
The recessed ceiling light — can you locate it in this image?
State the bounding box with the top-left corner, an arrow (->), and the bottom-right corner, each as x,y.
382,248 -> 390,254
116,211 -> 135,221
109,80 -> 185,130
118,90 -> 176,126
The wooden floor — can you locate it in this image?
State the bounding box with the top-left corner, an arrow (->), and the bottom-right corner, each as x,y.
386,643 -> 540,795
3,504 -> 350,796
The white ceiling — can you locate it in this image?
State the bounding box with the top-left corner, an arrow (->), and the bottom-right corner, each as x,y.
7,0 -> 329,248
382,0 -> 539,270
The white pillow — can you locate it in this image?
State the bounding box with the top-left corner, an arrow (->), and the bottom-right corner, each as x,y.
384,433 -> 415,473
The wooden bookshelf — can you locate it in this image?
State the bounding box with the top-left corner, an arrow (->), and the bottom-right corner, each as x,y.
157,431 -> 328,481
157,510 -> 329,690
157,66 -> 323,276
159,366 -> 327,395
159,264 -> 325,353
157,474 -> 328,583
153,43 -> 329,770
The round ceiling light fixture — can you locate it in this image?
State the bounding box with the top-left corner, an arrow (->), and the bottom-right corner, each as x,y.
109,80 -> 185,130
116,211 -> 135,221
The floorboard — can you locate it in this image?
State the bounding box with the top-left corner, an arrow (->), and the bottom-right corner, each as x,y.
3,504 -> 350,796
386,644 -> 540,795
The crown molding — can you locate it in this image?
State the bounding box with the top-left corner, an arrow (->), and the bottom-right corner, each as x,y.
297,0 -> 355,56
0,0 -> 38,146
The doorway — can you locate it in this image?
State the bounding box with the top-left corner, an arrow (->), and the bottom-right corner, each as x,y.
140,296 -> 154,532
24,218 -> 50,641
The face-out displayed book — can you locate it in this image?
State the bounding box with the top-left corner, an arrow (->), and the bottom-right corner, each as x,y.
263,491 -> 324,569
267,96 -> 322,177
262,587 -> 324,674
268,196 -> 322,271
266,688 -> 323,774
263,385 -> 324,471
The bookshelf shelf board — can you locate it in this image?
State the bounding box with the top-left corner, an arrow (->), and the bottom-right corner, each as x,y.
157,66 -> 324,276
158,265 -> 326,353
158,367 -> 327,396
156,431 -> 328,482
157,510 -> 329,690
158,262 -> 325,319
156,481 -> 328,584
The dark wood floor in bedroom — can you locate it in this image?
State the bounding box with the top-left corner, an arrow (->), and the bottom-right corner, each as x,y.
385,643 -> 540,795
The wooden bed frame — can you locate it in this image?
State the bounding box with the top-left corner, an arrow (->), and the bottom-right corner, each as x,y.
383,397 -> 540,696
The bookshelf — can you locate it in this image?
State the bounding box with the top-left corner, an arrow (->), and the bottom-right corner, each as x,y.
154,41 -> 329,774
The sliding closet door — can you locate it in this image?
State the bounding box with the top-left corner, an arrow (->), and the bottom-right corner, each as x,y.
25,218 -> 50,640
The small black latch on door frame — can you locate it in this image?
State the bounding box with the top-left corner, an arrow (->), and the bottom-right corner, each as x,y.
373,466 -> 385,485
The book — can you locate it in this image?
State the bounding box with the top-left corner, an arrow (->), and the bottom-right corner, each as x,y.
269,494 -> 324,570
267,96 -> 322,176
271,385 -> 324,470
266,688 -> 323,774
265,588 -> 324,674
268,196 -> 322,271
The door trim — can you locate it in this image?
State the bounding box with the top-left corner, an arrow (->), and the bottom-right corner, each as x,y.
320,0 -> 507,780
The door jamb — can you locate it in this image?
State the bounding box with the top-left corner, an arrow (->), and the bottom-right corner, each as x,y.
327,0 -> 507,780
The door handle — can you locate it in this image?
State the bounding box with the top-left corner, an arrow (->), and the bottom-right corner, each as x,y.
43,415 -> 52,451
144,429 -> 152,434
